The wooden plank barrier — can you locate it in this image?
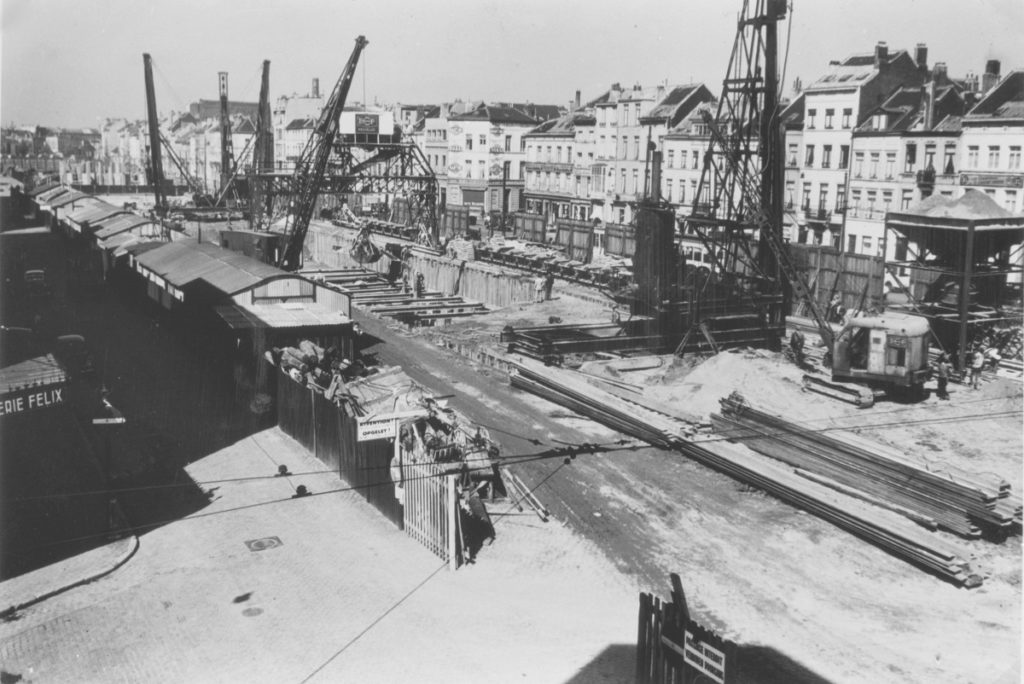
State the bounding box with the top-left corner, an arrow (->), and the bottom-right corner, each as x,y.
402,457 -> 460,568
554,218 -> 595,264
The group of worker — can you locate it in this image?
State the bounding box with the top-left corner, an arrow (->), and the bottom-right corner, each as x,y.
933,346 -> 992,400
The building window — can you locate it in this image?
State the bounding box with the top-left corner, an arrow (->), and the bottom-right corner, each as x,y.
866,190 -> 877,211
822,145 -> 832,169
801,182 -> 811,209
478,160 -> 485,178
836,184 -> 846,212
618,207 -> 626,223
664,178 -> 672,201
807,109 -> 816,129
988,146 -> 1001,169
824,109 -> 834,129
901,189 -> 913,210
862,236 -> 873,253
690,179 -> 697,199
620,169 -> 626,193
678,179 -> 686,203
787,143 -> 798,167
882,190 -> 893,212
785,180 -> 795,209
869,152 -> 879,178
631,169 -> 639,194
967,146 -> 979,168
851,188 -> 862,210
1009,146 -> 1022,170
943,144 -> 956,174
634,136 -> 641,161
1006,190 -> 1018,213
817,185 -> 828,211
805,145 -> 815,167
885,152 -> 896,179
667,150 -> 674,168
505,135 -> 512,152
839,145 -> 849,169
842,108 -> 852,128
466,135 -> 473,151
924,144 -> 936,170
691,150 -> 700,169
854,151 -> 864,178
479,134 -> 487,148
847,235 -> 857,252
904,143 -> 916,173
556,146 -> 562,163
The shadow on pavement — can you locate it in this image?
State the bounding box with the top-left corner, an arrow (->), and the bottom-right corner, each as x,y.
563,643 -> 636,684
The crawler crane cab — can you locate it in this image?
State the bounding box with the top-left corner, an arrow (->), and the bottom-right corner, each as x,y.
803,312 -> 932,407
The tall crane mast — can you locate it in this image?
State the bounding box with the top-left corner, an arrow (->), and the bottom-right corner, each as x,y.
218,71 -> 236,199
142,53 -> 168,216
250,60 -> 273,229
277,35 -> 368,271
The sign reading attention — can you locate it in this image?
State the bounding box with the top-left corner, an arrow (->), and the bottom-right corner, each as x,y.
355,113 -> 380,134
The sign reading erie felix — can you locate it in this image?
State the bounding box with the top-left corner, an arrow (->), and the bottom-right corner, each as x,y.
1,386 -> 65,417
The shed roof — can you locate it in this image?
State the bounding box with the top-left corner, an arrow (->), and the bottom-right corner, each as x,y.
27,182 -> 60,198
92,214 -> 154,239
134,239 -> 292,295
215,301 -> 350,330
66,202 -> 126,226
49,190 -> 93,209
36,186 -> 70,203
0,354 -> 66,394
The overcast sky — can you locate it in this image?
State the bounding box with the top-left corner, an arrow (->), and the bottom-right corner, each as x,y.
2,0 -> 1023,129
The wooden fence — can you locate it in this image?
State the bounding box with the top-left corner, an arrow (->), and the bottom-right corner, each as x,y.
401,458 -> 459,569
554,218 -> 595,263
788,244 -> 885,317
276,366 -> 403,527
604,222 -> 636,258
514,212 -> 547,243
638,573 -> 739,684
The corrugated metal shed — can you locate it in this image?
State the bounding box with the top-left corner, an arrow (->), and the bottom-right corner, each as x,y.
48,190 -> 92,209
92,214 -> 154,239
36,186 -> 70,204
66,202 -> 125,229
135,239 -> 290,295
0,354 -> 66,394
27,182 -> 60,198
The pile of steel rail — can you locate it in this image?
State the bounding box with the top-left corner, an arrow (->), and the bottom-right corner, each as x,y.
712,393 -> 1021,538
508,357 -> 983,587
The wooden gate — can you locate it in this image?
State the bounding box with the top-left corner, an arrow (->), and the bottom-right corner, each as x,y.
554,218 -> 596,263
637,573 -> 738,684
401,458 -> 460,569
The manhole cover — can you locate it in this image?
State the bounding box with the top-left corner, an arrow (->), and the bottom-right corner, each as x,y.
244,536 -> 283,552
242,607 -> 263,617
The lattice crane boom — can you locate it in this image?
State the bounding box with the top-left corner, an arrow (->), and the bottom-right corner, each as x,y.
277,35 -> 368,271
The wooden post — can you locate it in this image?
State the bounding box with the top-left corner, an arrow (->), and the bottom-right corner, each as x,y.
447,474 -> 457,570
958,225 -> 974,372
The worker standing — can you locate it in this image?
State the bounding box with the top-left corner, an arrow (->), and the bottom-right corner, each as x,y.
543,270 -> 555,301
969,347 -> 985,389
935,353 -> 951,400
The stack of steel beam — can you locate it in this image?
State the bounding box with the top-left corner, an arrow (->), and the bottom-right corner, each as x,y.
508,357 -> 982,586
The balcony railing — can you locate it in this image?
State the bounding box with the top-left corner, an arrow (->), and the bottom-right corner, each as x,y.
804,207 -> 830,222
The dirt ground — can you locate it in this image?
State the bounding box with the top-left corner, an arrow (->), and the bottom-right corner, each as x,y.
399,280 -> 1023,684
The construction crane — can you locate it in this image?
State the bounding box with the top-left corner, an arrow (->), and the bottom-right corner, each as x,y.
249,60 -> 274,230
688,0 -> 931,406
218,71 -> 236,201
142,53 -> 168,216
276,35 -> 368,271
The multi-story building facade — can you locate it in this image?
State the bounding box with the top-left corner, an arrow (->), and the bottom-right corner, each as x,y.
958,67 -> 1024,215
845,67 -> 966,263
447,103 -> 561,217
784,42 -> 927,248
522,111 -> 594,222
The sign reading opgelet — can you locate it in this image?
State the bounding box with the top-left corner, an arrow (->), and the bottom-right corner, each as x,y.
1,386 -> 64,417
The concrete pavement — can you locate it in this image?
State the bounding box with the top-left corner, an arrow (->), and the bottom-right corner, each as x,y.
0,427 -> 639,683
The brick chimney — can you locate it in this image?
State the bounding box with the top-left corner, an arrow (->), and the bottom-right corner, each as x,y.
575,90 -> 581,110
874,41 -> 888,68
915,43 -> 928,74
933,62 -> 948,82
312,78 -> 320,98
982,60 -> 1001,92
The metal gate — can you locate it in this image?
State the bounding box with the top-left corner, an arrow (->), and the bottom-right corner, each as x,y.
401,458 -> 460,569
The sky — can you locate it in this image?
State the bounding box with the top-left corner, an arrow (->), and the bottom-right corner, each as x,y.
2,0 -> 1023,129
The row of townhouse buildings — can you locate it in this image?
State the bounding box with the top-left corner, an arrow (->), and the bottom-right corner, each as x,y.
447,40 -> 1018,266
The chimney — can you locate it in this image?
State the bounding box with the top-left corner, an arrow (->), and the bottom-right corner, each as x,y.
874,41 -> 888,68
933,62 -> 948,82
924,78 -> 937,130
312,78 -> 320,98
915,43 -> 928,73
575,90 -> 581,110
982,60 -> 1001,92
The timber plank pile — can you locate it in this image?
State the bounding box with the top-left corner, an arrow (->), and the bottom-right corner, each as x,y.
508,357 -> 982,586
712,393 -> 1020,539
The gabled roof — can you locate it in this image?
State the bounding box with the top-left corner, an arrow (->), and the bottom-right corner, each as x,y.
66,202 -> 126,225
36,186 -> 70,203
806,49 -> 914,92
286,117 -> 315,131
49,190 -> 93,209
27,181 -> 60,198
965,70 -> 1024,120
640,84 -> 715,127
665,101 -> 717,138
452,103 -> 541,125
855,83 -> 964,133
524,111 -> 597,138
233,116 -> 257,134
780,92 -> 806,129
